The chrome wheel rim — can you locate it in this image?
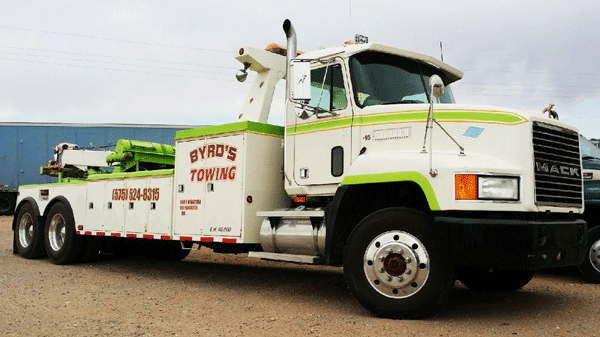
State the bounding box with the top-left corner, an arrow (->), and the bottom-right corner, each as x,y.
48,213 -> 66,252
363,231 -> 430,299
589,238 -> 600,273
18,213 -> 34,248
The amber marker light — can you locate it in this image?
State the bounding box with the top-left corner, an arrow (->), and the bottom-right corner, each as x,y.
295,196 -> 306,203
455,174 -> 478,200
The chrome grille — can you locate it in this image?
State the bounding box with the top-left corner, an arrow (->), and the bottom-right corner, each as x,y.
533,121 -> 583,207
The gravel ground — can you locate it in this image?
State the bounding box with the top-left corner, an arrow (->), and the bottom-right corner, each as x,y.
1,215 -> 600,336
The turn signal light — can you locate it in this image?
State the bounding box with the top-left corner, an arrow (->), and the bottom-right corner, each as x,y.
294,196 -> 306,203
455,174 -> 477,200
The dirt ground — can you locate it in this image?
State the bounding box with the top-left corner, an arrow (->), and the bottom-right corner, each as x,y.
1,215 -> 600,337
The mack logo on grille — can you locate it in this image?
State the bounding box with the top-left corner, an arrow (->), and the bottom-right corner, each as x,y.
535,161 -> 580,178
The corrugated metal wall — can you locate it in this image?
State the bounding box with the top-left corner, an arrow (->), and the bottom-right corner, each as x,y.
0,123 -> 196,188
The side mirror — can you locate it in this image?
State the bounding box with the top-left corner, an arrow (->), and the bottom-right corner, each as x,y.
429,75 -> 445,99
291,60 -> 311,101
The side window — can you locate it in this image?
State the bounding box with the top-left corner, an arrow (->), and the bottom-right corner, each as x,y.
309,65 -> 348,112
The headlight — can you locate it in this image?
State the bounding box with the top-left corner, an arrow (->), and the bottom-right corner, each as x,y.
455,174 -> 519,201
478,176 -> 519,200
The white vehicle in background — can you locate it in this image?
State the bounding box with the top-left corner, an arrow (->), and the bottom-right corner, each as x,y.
12,20 -> 586,318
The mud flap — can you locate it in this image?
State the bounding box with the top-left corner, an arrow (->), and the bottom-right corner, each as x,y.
13,229 -> 18,254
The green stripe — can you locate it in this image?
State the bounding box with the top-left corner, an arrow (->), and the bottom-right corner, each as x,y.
289,110 -> 526,135
292,117 -> 353,134
341,171 -> 440,211
88,169 -> 174,181
176,121 -> 284,140
361,111 -> 524,124
20,180 -> 88,188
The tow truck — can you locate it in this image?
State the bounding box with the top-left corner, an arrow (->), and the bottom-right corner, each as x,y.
12,20 -> 586,318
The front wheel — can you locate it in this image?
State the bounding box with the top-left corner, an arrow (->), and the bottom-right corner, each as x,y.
44,202 -> 84,265
457,267 -> 535,292
343,208 -> 454,318
579,226 -> 600,283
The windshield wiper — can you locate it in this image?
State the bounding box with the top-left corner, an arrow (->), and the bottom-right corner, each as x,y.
381,99 -> 424,105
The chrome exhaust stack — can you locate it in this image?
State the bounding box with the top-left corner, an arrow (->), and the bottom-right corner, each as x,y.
283,19 -> 297,100
282,19 -> 297,187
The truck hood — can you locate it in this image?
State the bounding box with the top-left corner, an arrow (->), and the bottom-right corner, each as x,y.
358,103 -> 578,132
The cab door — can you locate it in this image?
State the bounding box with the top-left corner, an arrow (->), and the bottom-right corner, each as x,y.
293,63 -> 352,186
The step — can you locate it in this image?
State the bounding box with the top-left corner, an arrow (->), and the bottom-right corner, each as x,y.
248,251 -> 324,264
257,207 -> 325,218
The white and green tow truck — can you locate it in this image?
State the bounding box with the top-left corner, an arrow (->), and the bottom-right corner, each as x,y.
13,20 -> 586,318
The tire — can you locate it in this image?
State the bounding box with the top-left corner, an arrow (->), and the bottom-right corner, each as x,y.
579,226 -> 600,283
343,207 -> 454,318
144,240 -> 191,261
44,202 -> 84,265
0,193 -> 16,216
458,267 -> 535,292
14,202 -> 46,259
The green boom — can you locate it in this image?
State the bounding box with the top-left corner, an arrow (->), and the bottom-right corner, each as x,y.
105,139 -> 175,173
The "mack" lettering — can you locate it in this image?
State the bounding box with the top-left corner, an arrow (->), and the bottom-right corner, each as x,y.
535,162 -> 580,178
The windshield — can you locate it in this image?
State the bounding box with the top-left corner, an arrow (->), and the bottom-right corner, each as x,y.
350,51 -> 455,108
581,136 -> 600,160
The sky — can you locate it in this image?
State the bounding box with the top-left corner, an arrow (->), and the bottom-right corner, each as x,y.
0,0 -> 599,138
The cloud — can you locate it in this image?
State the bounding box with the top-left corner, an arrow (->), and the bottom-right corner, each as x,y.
0,0 -> 598,137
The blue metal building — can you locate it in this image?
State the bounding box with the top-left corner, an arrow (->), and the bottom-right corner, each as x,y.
0,122 -> 196,214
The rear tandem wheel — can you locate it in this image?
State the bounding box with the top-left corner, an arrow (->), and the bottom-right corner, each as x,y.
14,202 -> 46,259
44,202 -> 84,265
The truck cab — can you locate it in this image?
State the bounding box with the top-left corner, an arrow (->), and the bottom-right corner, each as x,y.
285,43 -> 460,195
256,20 -> 587,316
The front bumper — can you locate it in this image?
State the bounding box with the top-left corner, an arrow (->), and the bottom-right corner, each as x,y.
436,215 -> 587,270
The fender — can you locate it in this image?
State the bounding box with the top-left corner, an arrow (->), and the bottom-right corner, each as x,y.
341,152 -> 441,210
12,197 -> 40,231
324,177 -> 435,266
43,196 -> 75,220
341,171 -> 440,210
323,153 -> 441,265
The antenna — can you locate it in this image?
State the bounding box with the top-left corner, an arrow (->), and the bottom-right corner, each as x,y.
440,41 -> 443,61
